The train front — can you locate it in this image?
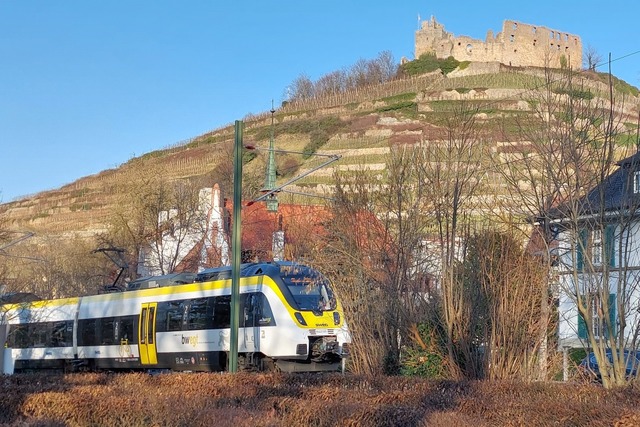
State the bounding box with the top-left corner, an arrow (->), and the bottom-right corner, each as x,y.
264,262 -> 350,372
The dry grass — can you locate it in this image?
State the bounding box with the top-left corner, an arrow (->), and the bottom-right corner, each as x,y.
1,373 -> 639,426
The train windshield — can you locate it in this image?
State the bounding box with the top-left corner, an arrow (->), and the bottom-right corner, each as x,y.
279,264 -> 336,312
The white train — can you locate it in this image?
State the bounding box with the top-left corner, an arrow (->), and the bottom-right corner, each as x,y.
0,261 -> 350,373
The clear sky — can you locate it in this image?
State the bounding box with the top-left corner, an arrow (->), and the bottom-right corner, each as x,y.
1,1 -> 639,202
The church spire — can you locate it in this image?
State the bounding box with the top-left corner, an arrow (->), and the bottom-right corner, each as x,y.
264,102 -> 278,212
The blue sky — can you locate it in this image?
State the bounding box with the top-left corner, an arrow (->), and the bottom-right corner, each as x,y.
1,1 -> 639,202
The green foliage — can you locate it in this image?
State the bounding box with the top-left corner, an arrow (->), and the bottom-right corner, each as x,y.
401,54 -> 460,76
250,116 -> 347,157
379,92 -> 416,103
401,53 -> 441,75
195,134 -> 227,146
590,117 -> 603,127
552,87 -> 594,100
616,133 -> 638,147
135,150 -> 165,162
301,116 -> 346,159
559,55 -> 568,69
375,101 -> 416,114
242,150 -> 257,164
400,323 -> 446,379
593,72 -> 640,97
440,56 -> 460,75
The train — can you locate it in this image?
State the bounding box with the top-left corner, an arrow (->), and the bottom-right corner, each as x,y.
0,261 -> 350,374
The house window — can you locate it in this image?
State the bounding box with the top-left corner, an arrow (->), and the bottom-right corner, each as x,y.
591,229 -> 602,266
576,225 -> 616,270
633,170 -> 640,194
578,293 -> 617,340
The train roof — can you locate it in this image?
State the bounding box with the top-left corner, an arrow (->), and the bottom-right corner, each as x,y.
196,261 -> 312,283
127,272 -> 196,291
0,292 -> 41,304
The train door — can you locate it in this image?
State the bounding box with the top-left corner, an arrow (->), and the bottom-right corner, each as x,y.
138,302 -> 158,365
244,293 -> 270,353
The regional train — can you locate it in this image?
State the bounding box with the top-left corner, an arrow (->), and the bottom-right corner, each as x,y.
0,261 -> 350,374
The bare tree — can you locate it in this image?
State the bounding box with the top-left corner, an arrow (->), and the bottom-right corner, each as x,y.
287,73 -> 315,102
416,101 -> 488,379
315,70 -> 347,97
345,58 -> 371,89
285,51 -> 398,101
314,147 -> 433,375
496,64 -> 638,387
463,228 -> 547,380
101,171 -> 208,278
372,50 -> 399,83
1,235 -> 112,298
584,44 -> 603,71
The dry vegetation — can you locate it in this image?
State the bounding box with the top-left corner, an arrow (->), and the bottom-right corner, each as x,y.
1,372 -> 639,427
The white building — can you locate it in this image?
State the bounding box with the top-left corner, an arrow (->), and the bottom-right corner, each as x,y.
554,152 -> 640,350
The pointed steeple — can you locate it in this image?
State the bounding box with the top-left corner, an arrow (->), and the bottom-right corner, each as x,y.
264,102 -> 278,212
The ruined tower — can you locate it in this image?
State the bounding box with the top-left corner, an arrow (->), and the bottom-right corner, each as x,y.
415,16 -> 582,70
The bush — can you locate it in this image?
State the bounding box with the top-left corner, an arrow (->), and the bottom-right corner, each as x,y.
400,54 -> 461,76
400,323 -> 447,379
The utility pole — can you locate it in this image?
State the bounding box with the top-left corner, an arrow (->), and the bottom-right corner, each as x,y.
229,120 -> 244,373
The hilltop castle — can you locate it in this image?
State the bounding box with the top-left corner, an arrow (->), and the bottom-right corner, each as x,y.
415,17 -> 582,70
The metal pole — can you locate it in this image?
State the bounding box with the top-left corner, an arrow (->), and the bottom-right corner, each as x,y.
229,120 -> 244,373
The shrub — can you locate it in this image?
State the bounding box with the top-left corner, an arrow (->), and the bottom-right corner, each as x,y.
553,87 -> 594,100
401,53 -> 442,75
400,54 -> 461,76
400,323 -> 447,379
440,56 -> 460,75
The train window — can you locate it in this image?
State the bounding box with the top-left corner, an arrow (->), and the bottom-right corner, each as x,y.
166,301 -> 186,331
118,317 -> 136,343
212,296 -> 231,329
79,319 -> 97,346
242,293 -> 255,327
258,294 -> 275,326
279,265 -> 336,312
187,298 -> 211,330
30,323 -> 49,347
241,293 -> 275,327
147,307 -> 155,345
100,318 -> 116,345
155,302 -> 168,333
51,321 -> 72,347
9,324 -> 29,348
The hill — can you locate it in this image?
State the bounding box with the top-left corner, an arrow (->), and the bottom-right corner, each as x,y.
1,62 -> 639,237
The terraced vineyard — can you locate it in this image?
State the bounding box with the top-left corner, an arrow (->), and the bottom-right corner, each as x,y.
1,64 -> 638,237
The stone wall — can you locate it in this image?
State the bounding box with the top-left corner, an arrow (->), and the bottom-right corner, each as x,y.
416,17 -> 582,70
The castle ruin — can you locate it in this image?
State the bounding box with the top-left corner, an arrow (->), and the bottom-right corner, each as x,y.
415,17 -> 582,70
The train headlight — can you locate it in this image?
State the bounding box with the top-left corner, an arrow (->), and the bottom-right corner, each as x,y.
333,312 -> 341,325
294,312 -> 307,326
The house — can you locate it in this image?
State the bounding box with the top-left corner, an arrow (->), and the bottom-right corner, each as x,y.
136,183 -> 331,277
553,151 -> 640,351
